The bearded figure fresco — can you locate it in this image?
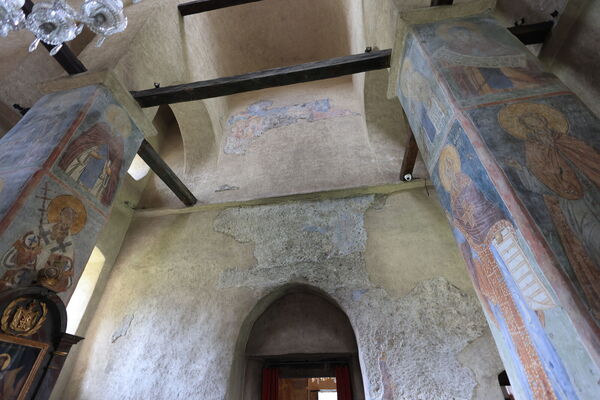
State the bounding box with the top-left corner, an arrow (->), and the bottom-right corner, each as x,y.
58,122 -> 124,206
0,189 -> 86,293
437,144 -> 578,400
498,102 -> 600,322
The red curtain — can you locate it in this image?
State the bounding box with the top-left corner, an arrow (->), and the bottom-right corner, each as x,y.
261,367 -> 279,400
335,365 -> 353,400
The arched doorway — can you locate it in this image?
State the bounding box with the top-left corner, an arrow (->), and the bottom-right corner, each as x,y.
230,285 -> 365,400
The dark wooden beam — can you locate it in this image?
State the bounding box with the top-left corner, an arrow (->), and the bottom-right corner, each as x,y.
508,21 -> 554,45
22,0 -> 87,75
179,0 -> 262,16
430,0 -> 454,5
400,128 -> 419,181
137,140 -> 198,206
132,49 -> 392,107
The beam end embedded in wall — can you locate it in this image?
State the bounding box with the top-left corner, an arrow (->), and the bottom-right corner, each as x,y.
137,139 -> 198,207
508,21 -> 555,45
178,0 -> 263,16
400,129 -> 419,181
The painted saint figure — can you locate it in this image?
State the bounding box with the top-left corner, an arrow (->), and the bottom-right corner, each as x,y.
498,102 -> 600,322
437,145 -> 578,400
58,122 -> 124,206
0,194 -> 86,293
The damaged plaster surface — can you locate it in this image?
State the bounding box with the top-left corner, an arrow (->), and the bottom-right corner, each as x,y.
215,196 -> 501,400
59,192 -> 503,400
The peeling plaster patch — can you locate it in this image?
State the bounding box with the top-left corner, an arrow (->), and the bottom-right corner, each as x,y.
215,184 -> 240,192
219,253 -> 370,290
343,279 -> 486,400
224,99 -> 360,154
214,197 -> 490,400
111,314 -> 134,343
214,196 -> 373,269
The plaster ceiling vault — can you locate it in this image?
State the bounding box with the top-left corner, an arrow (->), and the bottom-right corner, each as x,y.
0,0 -> 597,205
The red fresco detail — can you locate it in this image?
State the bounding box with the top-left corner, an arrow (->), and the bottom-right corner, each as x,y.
0,89 -> 99,236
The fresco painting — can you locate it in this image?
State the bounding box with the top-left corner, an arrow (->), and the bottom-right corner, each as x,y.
0,169 -> 40,223
394,12 -> 600,400
0,87 -> 95,172
397,32 -> 455,172
432,125 -> 577,400
0,176 -> 104,303
0,85 -> 144,302
468,96 -> 600,325
53,94 -> 141,210
412,16 -> 563,108
224,99 -> 359,154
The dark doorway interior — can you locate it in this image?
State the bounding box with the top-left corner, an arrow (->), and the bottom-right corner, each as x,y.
240,288 -> 365,399
260,356 -> 354,400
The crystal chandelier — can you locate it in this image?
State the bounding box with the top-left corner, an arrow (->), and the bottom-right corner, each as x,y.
0,0 -> 131,55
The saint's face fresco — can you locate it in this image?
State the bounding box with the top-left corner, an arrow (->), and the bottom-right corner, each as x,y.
473,99 -> 600,324
394,12 -> 600,398
434,132 -> 576,400
0,190 -> 87,294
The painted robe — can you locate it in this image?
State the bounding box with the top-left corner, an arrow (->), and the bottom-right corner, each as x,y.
58,123 -> 123,206
448,172 -> 560,400
0,223 -> 74,292
512,125 -> 600,321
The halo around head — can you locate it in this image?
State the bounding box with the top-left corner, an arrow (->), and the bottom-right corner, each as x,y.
498,102 -> 569,140
47,195 -> 87,235
439,145 -> 461,192
104,104 -> 132,138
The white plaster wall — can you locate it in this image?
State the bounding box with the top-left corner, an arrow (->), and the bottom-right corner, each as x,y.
59,188 -> 504,400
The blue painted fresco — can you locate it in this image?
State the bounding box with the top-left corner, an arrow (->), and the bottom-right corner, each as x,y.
432,121 -> 578,400
224,99 -> 359,154
52,87 -> 143,209
397,31 -> 455,172
468,94 -> 600,325
395,12 -> 600,399
411,15 -> 564,108
0,85 -> 144,302
0,87 -> 95,172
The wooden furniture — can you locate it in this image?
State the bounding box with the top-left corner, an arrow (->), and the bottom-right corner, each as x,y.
0,287 -> 83,400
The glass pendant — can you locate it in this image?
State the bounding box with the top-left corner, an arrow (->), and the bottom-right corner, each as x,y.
0,0 -> 26,37
25,0 -> 79,53
80,0 -> 126,47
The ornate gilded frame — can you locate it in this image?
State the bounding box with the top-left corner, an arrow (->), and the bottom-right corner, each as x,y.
0,333 -> 49,400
